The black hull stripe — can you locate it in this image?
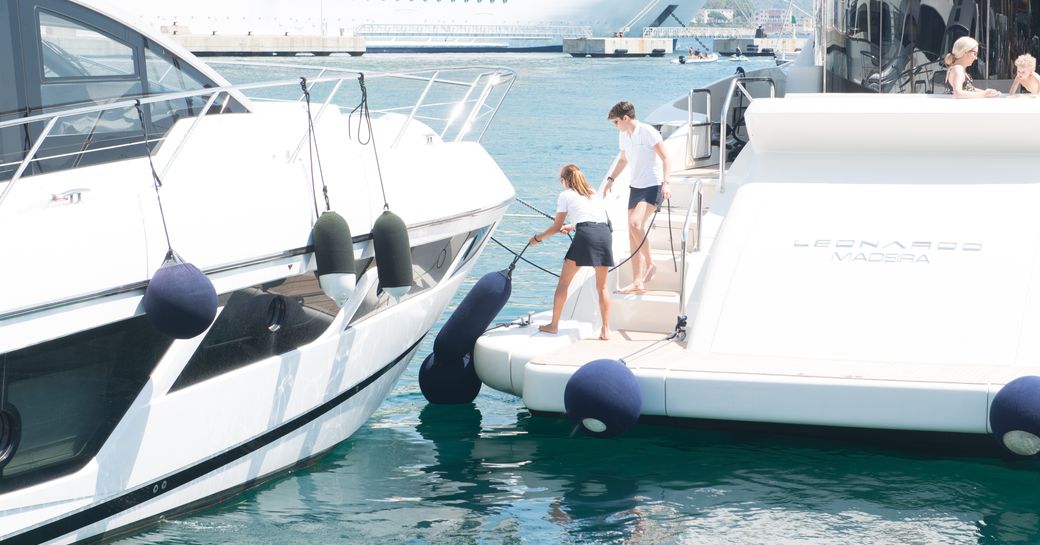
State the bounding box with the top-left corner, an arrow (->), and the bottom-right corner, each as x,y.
7,337 -> 423,545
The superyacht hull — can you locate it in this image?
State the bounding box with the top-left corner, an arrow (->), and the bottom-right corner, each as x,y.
102,0 -> 704,52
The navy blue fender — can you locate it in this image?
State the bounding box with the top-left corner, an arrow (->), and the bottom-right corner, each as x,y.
433,269 -> 513,360
990,376 -> 1040,457
564,359 -> 642,438
143,252 -> 218,339
418,352 -> 483,404
420,269 -> 512,404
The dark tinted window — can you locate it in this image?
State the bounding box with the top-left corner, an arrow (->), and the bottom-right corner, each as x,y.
39,10 -> 136,79
0,0 -> 27,181
172,273 -> 340,391
173,227 -> 495,389
350,230 -> 486,327
0,316 -> 173,491
5,0 -> 242,181
826,0 -> 1034,93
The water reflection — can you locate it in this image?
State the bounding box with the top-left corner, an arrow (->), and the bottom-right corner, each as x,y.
116,398 -> 1040,545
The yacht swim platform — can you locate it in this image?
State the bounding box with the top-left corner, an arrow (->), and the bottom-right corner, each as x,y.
480,314 -> 1037,436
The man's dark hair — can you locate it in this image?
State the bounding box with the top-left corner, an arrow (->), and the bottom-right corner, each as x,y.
608,101 -> 636,120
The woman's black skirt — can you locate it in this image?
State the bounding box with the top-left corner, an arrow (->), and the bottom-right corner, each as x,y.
565,222 -> 614,267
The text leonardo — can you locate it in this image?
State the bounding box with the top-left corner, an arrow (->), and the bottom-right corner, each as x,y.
793,240 -> 983,265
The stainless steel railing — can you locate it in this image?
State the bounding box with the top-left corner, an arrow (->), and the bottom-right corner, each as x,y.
718,76 -> 776,193
0,65 -> 517,211
208,61 -> 517,146
678,179 -> 703,315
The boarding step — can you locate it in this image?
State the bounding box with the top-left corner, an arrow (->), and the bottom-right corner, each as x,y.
647,207 -> 699,252
610,288 -> 681,333
615,249 -> 682,292
671,170 -> 722,207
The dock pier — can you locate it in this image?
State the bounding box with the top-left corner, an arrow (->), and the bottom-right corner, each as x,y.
563,37 -> 673,58
162,26 -> 366,56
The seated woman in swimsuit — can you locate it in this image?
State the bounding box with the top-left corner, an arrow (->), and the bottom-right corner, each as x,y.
944,36 -> 1000,98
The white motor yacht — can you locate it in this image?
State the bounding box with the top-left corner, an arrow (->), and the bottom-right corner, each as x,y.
473,0 -> 1040,458
0,0 -> 515,542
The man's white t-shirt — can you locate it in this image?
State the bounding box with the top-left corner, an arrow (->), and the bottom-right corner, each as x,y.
618,121 -> 663,189
556,189 -> 608,225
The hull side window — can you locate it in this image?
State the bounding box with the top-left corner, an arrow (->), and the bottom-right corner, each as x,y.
0,316 -> 173,491
171,272 -> 341,392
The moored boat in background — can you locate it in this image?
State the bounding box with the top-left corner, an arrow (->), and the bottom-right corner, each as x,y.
672,53 -> 719,64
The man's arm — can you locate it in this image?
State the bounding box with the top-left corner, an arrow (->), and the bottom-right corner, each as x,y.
653,141 -> 671,200
604,151 -> 629,196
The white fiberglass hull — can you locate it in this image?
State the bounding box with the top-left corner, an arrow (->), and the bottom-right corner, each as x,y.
475,85 -> 1040,452
0,6 -> 517,534
5,254 -> 493,544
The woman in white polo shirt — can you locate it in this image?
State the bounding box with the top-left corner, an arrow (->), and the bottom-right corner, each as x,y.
603,101 -> 671,293
529,164 -> 614,340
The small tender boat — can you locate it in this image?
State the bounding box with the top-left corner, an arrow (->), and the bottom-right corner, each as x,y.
729,54 -> 750,61
0,0 -> 515,542
671,53 -> 719,64
471,35 -> 1040,459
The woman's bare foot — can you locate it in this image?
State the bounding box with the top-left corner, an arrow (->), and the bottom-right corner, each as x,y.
618,282 -> 645,294
599,330 -> 611,340
538,324 -> 558,334
642,263 -> 657,284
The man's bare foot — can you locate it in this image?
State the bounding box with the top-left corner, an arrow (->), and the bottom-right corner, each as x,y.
618,282 -> 645,294
642,263 -> 657,284
538,324 -> 558,334
599,330 -> 611,340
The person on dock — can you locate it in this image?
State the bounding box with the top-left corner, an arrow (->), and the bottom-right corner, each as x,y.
603,100 -> 670,294
944,36 -> 1000,98
530,164 -> 614,340
1009,53 -> 1040,96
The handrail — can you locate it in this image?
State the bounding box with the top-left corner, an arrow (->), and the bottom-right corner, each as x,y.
686,87 -> 712,167
678,179 -> 703,315
0,65 -> 517,211
478,72 -> 518,142
718,76 -> 776,193
392,70 -> 440,148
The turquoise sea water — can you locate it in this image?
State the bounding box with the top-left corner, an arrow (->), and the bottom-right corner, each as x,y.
118,52 -> 1040,544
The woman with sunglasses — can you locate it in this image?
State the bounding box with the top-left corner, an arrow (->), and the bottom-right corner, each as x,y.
529,164 -> 614,340
945,36 -> 1000,98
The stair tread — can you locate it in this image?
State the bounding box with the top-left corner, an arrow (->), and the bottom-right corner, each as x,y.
612,288 -> 679,299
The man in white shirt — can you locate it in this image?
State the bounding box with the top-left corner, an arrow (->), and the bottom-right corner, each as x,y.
603,101 -> 671,293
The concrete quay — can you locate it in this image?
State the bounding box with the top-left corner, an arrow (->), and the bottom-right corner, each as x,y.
162,26 -> 366,56
564,37 -> 672,58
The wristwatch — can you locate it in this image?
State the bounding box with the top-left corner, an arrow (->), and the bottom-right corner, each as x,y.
607,176 -> 614,182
